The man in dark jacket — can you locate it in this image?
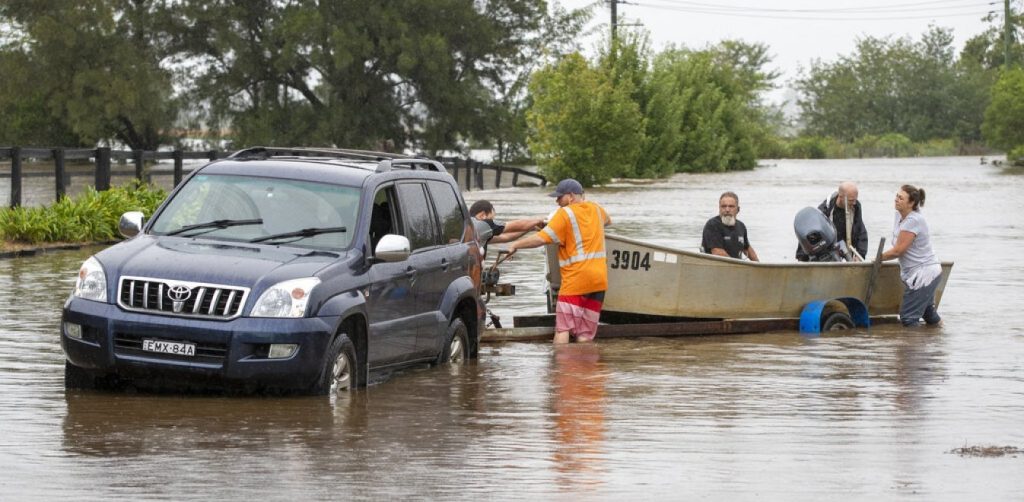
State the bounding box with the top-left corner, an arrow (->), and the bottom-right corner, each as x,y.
796,181 -> 868,261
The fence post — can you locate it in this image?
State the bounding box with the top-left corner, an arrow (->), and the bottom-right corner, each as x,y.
133,150 -> 146,182
172,149 -> 183,187
452,159 -> 461,187
463,159 -> 472,191
208,150 -> 218,161
95,147 -> 111,191
10,147 -> 22,208
494,164 -> 502,189
53,148 -> 66,201
475,161 -> 483,190
512,170 -> 519,187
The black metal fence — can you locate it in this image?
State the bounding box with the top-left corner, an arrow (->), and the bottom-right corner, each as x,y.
0,147 -> 547,208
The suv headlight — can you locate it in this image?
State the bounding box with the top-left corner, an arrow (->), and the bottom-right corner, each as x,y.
251,277 -> 321,318
73,256 -> 107,302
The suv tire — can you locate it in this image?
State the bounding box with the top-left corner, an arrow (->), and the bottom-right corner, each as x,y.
64,360 -> 95,390
313,333 -> 359,395
437,318 -> 469,366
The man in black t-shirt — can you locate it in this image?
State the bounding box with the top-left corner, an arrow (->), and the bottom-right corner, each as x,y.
701,191 -> 760,261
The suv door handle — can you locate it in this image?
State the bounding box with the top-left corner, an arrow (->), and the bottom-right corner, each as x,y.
440,257 -> 449,271
405,266 -> 417,278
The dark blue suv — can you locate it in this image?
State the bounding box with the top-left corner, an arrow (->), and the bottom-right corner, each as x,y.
61,147 -> 485,394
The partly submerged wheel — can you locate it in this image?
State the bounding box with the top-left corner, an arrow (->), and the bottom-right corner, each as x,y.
822,311 -> 855,331
437,318 -> 469,366
314,333 -> 358,395
64,360 -> 95,390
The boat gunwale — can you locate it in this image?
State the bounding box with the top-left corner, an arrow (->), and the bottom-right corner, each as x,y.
605,233 -> 953,268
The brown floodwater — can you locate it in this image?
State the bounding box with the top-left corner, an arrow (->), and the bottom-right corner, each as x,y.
1,157 -> 1022,498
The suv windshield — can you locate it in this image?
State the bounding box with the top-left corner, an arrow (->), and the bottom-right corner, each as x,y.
150,174 -> 361,250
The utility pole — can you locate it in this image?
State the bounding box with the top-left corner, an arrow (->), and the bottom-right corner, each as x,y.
610,0 -> 618,45
1006,0 -> 1014,67
609,0 -> 640,52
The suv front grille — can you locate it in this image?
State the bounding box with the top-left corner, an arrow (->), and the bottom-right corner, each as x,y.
118,276 -> 249,320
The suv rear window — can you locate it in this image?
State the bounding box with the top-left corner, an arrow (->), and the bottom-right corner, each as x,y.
427,180 -> 466,244
396,182 -> 438,250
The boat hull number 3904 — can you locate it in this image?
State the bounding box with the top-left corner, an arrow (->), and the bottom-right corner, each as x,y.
609,249 -> 651,271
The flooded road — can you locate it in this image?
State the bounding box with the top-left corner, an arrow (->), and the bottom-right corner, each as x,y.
2,157 -> 1023,499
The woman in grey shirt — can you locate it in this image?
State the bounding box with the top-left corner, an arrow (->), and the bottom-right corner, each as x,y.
881,184 -> 942,326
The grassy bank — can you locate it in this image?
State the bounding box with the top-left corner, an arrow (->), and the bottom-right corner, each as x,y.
0,181 -> 166,251
776,134 -> 994,159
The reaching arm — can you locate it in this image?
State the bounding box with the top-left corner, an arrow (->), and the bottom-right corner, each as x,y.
502,217 -> 544,234
504,233 -> 548,257
488,229 -> 529,244
881,230 -> 916,261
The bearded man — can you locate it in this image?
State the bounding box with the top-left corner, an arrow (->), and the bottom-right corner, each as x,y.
701,191 -> 760,261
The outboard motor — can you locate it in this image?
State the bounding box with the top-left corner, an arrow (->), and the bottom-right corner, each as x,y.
794,207 -> 851,262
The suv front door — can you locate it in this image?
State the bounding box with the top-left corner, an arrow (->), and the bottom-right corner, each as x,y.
365,185 -> 421,366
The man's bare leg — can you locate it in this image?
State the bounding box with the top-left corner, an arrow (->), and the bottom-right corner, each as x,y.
553,331 -> 571,344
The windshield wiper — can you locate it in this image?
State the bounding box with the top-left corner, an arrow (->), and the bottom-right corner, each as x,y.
250,226 -> 347,244
165,218 -> 264,237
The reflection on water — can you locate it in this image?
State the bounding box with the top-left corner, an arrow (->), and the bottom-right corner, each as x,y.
2,157 -> 1024,498
551,343 -> 607,490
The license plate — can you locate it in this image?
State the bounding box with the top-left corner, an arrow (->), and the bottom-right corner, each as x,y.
142,339 -> 196,357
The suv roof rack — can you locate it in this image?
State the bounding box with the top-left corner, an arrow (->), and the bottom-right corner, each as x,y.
228,146 -> 446,173
229,146 -> 405,161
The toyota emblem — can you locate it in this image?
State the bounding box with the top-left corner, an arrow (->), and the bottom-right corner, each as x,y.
167,284 -> 192,302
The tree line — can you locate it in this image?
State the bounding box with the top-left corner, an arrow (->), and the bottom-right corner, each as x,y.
2,1 -> 1022,185
0,0 -> 586,161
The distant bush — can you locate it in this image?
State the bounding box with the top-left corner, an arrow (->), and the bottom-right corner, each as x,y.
781,134 -> 972,159
916,138 -> 958,156
0,181 -> 167,244
875,133 -> 916,157
785,136 -> 828,159
1009,146 -> 1024,166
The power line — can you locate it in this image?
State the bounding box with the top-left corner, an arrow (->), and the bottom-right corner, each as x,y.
633,0 -> 994,21
641,0 -> 995,14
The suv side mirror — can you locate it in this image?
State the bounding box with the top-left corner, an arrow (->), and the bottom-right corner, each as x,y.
472,218 -> 493,244
375,234 -> 411,262
119,211 -> 145,238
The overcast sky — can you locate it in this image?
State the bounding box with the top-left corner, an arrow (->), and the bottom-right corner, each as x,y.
556,0 -> 1003,103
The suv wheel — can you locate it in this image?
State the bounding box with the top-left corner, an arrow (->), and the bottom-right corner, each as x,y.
437,318 -> 469,366
314,334 -> 358,395
64,360 -> 95,390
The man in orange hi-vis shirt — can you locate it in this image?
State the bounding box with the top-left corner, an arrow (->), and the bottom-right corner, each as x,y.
506,179 -> 611,344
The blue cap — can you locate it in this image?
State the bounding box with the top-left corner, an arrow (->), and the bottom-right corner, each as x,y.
549,178 -> 584,197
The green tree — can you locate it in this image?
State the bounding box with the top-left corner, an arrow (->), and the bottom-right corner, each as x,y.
526,53 -> 644,185
480,3 -> 592,163
617,38 -> 776,176
982,67 -> 1024,154
795,27 -> 986,144
708,40 -> 784,161
170,0 -> 570,153
0,0 -> 178,149
0,45 -> 83,146
644,48 -> 759,173
960,9 -> 1024,70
